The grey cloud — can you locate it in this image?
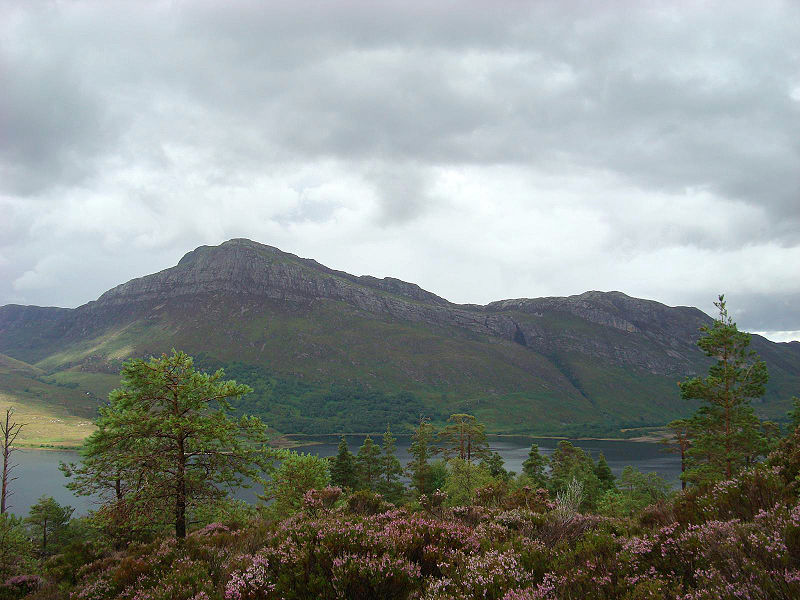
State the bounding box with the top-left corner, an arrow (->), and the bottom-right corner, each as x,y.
366,163 -> 432,225
703,292 -> 800,333
0,0 -> 798,334
4,1 -> 798,227
0,50 -> 118,195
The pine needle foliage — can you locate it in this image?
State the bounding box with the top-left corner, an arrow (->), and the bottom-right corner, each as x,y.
679,295 -> 769,484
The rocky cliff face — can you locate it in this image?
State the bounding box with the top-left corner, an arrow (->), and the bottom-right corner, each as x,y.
93,239 -> 451,309
58,238 -> 708,376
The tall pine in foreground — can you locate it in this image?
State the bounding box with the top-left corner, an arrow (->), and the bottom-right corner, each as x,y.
679,295 -> 768,485
63,351 -> 270,539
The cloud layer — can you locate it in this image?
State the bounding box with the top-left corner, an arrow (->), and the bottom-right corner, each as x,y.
1,1 -> 798,337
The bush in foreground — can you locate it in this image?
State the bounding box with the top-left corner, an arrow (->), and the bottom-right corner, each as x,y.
66,473 -> 800,600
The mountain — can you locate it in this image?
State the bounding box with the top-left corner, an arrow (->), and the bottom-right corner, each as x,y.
1,238 -> 798,440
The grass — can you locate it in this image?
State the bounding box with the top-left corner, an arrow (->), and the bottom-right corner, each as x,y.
0,356 -> 99,447
43,370 -> 121,399
0,295 -> 710,442
0,390 -> 94,448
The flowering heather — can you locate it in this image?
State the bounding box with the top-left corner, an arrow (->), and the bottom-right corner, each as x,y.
63,475 -> 800,600
52,442 -> 800,600
1,574 -> 44,597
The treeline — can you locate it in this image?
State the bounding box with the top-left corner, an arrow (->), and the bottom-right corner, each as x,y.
193,355 -> 441,433
322,415 -> 669,516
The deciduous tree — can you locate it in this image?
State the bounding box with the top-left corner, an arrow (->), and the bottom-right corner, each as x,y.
0,513 -> 34,578
597,466 -> 669,517
548,441 -> 603,509
1,408 -> 25,515
443,458 -> 493,506
261,450 -> 330,517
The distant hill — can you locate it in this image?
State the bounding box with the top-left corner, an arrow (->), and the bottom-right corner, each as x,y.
1,238 -> 798,439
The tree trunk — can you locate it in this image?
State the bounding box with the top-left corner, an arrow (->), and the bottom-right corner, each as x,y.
1,441 -> 8,514
680,446 -> 686,491
175,436 -> 186,539
723,347 -> 732,479
1,409 -> 15,515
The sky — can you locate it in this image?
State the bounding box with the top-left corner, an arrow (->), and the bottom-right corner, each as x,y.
1,1 -> 799,342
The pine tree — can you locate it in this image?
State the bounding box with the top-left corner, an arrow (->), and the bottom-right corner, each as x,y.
662,419 -> 692,490
330,436 -> 358,490
24,496 -> 73,556
761,420 -> 782,454
377,426 -> 405,503
438,414 -> 489,463
594,453 -> 616,491
408,417 -> 437,497
355,435 -> 382,491
521,443 -> 549,489
548,441 -> 603,509
61,351 -> 270,539
788,397 -> 800,432
679,295 -> 769,484
481,451 -> 511,481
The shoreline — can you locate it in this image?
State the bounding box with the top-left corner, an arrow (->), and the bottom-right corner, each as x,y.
16,430 -> 669,452
284,431 -> 669,444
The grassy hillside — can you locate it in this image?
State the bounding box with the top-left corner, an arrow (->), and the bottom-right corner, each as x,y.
0,354 -> 97,447
0,239 -> 797,442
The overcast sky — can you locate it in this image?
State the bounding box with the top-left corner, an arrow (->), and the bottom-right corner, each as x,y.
1,1 -> 799,341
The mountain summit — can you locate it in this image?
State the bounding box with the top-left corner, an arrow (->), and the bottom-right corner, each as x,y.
1,239 -> 798,437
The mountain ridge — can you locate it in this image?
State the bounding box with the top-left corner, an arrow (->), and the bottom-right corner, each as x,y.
1,238 -> 798,439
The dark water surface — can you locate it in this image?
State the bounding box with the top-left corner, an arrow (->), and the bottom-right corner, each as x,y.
8,436 -> 680,516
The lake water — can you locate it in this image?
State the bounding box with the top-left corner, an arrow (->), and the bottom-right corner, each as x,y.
6,436 -> 680,516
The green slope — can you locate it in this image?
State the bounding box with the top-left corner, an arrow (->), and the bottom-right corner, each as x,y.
0,239 -> 797,441
0,353 -> 98,447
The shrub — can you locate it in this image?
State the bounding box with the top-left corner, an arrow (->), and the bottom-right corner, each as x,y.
346,490 -> 386,516
302,486 -> 342,514
68,460 -> 800,600
0,575 -> 43,599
